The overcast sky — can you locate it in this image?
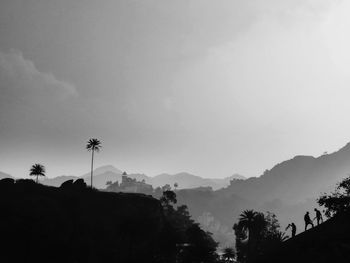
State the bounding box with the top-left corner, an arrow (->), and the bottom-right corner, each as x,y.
1,0 -> 350,178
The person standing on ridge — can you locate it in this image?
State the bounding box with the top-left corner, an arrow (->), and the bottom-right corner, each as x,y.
314,208 -> 323,226
304,211 -> 314,231
286,222 -> 297,238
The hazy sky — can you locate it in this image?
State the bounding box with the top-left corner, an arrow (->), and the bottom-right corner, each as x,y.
1,0 -> 350,178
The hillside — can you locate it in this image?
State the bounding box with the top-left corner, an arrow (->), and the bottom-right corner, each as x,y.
220,143 -> 350,204
174,143 -> 350,247
152,172 -> 245,190
255,212 -> 350,263
0,178 -> 165,263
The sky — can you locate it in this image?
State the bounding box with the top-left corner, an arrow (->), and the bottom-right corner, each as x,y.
1,0 -> 350,179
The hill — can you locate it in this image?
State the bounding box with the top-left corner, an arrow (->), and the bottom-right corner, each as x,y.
220,144 -> 350,204
0,178 -> 165,263
153,172 -> 245,190
81,165 -> 123,176
174,143 -> 350,247
255,212 -> 350,263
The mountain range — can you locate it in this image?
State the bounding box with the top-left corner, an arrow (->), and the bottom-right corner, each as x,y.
174,142 -> 350,246
2,164 -> 245,190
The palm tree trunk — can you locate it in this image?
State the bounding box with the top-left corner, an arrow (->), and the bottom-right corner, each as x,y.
36,175 -> 38,183
247,228 -> 252,263
90,149 -> 94,188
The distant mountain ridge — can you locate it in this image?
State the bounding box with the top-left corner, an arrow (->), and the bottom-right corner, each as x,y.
173,142 -> 350,246
26,165 -> 245,190
152,172 -> 245,190
220,142 -> 350,205
0,171 -> 12,180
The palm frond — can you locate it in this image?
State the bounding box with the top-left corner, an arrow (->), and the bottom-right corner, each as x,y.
29,163 -> 46,176
86,138 -> 102,151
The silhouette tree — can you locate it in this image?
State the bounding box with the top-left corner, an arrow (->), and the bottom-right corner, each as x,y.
160,190 -> 177,208
174,182 -> 178,190
233,210 -> 286,263
236,210 -> 257,262
158,190 -> 219,262
238,210 -> 257,243
272,231 -> 288,242
222,247 -> 235,262
86,138 -> 102,188
259,230 -> 288,256
181,223 -> 218,263
318,175 -> 350,218
29,163 -> 46,183
162,184 -> 172,192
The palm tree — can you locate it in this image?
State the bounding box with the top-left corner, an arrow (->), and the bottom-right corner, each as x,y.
86,138 -> 102,188
239,210 -> 257,240
222,247 -> 235,262
238,210 -> 258,263
29,164 -> 46,183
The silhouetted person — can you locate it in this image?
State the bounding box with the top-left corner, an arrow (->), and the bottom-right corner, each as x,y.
304,211 -> 314,231
286,222 -> 297,238
314,208 -> 323,226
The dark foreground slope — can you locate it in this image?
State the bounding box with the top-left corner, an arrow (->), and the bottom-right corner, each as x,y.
0,179 -> 164,263
255,212 -> 350,263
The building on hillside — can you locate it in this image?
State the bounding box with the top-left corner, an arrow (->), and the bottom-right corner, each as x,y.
106,175 -> 153,195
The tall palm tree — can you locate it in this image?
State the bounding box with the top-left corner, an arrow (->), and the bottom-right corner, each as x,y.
239,210 -> 257,240
238,210 -> 258,263
29,164 -> 46,183
86,138 -> 102,188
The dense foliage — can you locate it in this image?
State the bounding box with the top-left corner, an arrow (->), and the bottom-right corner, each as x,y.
159,190 -> 219,263
233,210 -> 287,263
318,176 -> 350,218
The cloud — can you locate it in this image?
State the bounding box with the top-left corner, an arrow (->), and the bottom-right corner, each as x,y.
0,50 -> 80,140
0,50 -> 77,98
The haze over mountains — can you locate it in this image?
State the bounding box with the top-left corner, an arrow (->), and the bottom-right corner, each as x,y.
174,142 -> 350,246
10,165 -> 244,190
2,142 -> 350,247
221,142 -> 350,205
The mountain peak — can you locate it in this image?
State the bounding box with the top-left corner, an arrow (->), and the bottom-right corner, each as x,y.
336,141 -> 350,153
229,173 -> 246,180
90,165 -> 122,176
